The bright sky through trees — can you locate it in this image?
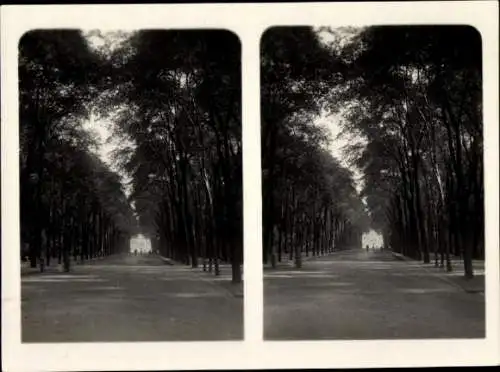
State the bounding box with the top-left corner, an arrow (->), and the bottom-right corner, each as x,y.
82,28 -> 367,198
81,26 -> 371,253
314,26 -> 367,195
82,30 -> 135,198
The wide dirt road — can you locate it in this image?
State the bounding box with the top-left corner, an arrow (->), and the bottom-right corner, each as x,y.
22,254 -> 243,342
264,249 -> 484,340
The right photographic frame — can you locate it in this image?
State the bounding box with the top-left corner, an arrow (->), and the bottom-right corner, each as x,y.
261,25 -> 485,340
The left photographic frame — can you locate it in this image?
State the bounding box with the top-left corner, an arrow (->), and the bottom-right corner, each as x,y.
18,28 -> 243,342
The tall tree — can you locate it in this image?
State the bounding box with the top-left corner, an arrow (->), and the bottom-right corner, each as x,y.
19,30 -> 135,271
261,27 -> 369,268
338,25 -> 483,277
103,30 -> 243,283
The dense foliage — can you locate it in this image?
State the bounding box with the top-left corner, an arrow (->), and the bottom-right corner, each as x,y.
102,30 -> 243,282
337,26 -> 483,277
262,25 -> 484,278
261,27 -> 369,268
20,26 -> 483,281
19,30 -> 135,271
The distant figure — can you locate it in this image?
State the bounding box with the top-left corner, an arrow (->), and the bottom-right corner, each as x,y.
39,256 -> 45,272
134,249 -> 138,256
366,244 -> 369,251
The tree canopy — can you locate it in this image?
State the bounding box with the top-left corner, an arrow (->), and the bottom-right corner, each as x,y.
19,29 -> 136,270
336,25 -> 483,276
98,30 -> 243,282
261,27 -> 369,268
20,29 -> 243,283
261,25 -> 483,279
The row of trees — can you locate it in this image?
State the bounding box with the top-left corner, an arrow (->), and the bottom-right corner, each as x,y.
19,30 -> 136,271
261,25 -> 484,279
20,27 -> 483,280
102,30 -> 243,282
334,26 -> 483,277
261,27 -> 369,269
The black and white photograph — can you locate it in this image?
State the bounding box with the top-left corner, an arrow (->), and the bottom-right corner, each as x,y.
18,28 -> 243,342
262,25 -> 486,340
1,2 -> 498,371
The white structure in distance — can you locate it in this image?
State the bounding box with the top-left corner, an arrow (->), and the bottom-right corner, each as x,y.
362,229 -> 384,249
129,234 -> 152,254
